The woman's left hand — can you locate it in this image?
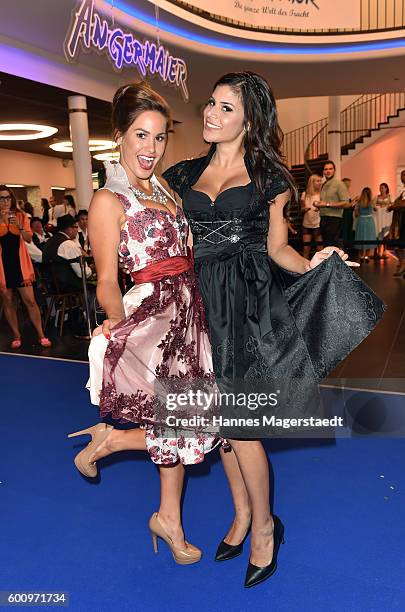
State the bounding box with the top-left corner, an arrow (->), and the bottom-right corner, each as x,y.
309,246 -> 360,269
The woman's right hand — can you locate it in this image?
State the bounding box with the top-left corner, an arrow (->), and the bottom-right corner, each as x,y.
92,318 -> 122,340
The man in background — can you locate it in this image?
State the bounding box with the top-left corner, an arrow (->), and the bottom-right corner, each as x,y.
314,161 -> 349,246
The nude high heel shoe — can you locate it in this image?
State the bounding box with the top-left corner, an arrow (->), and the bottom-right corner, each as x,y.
67,423 -> 114,477
148,512 -> 202,565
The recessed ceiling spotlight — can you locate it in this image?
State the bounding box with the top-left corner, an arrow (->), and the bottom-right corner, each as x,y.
50,140 -> 117,152
0,124 -> 58,140
93,151 -> 120,161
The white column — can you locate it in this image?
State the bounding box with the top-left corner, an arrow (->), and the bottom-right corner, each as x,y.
68,96 -> 93,210
328,96 -> 342,179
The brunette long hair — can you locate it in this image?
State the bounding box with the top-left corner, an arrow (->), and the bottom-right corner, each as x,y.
212,72 -> 297,207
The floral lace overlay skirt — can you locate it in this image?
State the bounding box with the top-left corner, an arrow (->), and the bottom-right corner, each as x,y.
87,270 -> 219,465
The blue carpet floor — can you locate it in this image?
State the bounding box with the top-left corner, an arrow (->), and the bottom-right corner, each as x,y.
1,354 -> 405,612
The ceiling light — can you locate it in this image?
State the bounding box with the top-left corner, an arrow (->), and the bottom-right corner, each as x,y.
6,184 -> 24,188
0,124 -> 58,141
50,140 -> 117,152
93,151 -> 120,161
52,187 -> 66,191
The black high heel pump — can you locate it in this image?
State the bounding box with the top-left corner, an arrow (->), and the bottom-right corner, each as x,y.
215,521 -> 251,562
244,515 -> 285,588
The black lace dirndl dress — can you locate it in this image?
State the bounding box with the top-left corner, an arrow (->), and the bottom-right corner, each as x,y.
163,148 -> 387,438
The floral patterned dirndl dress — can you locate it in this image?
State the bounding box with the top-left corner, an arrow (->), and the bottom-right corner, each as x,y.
87,161 -> 219,465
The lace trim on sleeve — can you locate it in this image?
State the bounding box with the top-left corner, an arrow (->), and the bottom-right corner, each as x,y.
264,166 -> 291,202
162,160 -> 192,198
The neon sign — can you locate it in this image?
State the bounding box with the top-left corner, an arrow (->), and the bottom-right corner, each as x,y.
64,0 -> 189,101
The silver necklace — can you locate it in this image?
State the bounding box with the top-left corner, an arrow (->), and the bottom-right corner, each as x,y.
129,181 -> 187,250
130,181 -> 169,206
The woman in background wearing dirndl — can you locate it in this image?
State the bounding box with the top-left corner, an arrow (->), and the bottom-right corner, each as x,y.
68,82 -> 219,565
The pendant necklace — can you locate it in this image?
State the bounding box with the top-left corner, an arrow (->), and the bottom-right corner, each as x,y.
129,180 -> 187,249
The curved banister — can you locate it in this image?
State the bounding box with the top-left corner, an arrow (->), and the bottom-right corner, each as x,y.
285,92 -> 405,171
304,124 -> 327,177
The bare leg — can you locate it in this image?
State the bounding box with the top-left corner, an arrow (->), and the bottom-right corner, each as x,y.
18,286 -> 46,338
90,428 -> 147,462
315,231 -> 323,252
157,462 -> 187,549
220,447 -> 251,545
0,289 -> 20,338
92,431 -> 188,549
302,232 -> 311,259
228,439 -> 274,568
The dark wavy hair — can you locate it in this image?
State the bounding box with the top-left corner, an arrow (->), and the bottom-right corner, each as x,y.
64,194 -> 76,212
212,72 -> 297,210
379,182 -> 389,194
112,81 -> 171,141
0,185 -> 17,211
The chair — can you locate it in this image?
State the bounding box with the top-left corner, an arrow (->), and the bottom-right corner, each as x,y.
41,263 -> 86,336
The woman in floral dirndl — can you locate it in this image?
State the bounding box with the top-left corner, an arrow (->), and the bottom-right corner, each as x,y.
68,82 -> 219,565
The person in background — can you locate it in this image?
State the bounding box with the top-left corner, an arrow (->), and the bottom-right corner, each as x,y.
31,217 -> 52,250
341,178 -> 355,253
41,198 -> 51,226
354,187 -> 377,262
314,161 -> 349,246
388,169 -> 405,277
300,174 -> 322,259
64,195 -> 77,216
49,195 -> 76,227
76,209 -> 90,253
372,183 -> 392,259
42,214 -> 95,332
26,239 -> 43,264
23,202 -> 34,219
43,214 -> 92,292
0,185 -> 51,349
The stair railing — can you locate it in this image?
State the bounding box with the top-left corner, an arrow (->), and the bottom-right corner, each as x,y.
285,92 -> 405,173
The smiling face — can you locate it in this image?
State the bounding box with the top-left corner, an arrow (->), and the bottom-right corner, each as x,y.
203,85 -> 245,145
117,110 -> 168,183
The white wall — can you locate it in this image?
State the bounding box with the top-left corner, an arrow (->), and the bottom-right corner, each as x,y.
277,95 -> 359,134
163,97 -> 206,167
0,148 -> 75,204
342,127 -> 405,199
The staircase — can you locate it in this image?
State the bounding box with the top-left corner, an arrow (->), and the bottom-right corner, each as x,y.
283,92 -> 405,227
